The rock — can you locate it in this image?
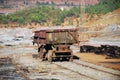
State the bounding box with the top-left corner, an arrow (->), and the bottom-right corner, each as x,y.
102,24 -> 120,32
0,41 -> 3,43
5,44 -> 15,46
13,38 -> 21,41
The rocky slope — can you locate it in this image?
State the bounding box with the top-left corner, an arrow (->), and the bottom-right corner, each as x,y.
76,8 -> 120,44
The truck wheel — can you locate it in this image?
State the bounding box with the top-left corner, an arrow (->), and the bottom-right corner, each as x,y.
69,58 -> 73,62
69,51 -> 73,62
47,50 -> 53,62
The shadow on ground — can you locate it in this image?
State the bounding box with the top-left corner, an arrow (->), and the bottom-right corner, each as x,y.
99,61 -> 120,65
32,54 -> 79,62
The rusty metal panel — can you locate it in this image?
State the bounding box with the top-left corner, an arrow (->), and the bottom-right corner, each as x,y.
33,28 -> 78,45
34,31 -> 39,37
46,31 -> 76,44
39,31 -> 46,44
33,30 -> 46,44
39,30 -> 46,38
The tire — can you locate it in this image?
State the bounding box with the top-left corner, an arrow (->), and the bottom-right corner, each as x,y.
47,50 -> 54,62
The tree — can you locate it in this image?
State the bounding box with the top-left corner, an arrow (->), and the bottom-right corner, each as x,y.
0,0 -> 4,3
36,1 -> 41,6
51,1 -> 55,5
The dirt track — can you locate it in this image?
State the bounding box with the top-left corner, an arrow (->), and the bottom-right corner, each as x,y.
7,53 -> 120,80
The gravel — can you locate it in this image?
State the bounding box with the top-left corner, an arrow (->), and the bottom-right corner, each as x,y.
0,28 -> 33,46
54,62 -> 120,80
102,24 -> 120,32
74,60 -> 120,76
89,24 -> 120,47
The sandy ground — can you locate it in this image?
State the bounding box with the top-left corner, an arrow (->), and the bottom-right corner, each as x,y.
74,52 -> 120,71
10,52 -> 120,80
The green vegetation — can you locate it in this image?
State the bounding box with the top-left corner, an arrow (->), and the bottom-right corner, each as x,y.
86,0 -> 120,14
0,0 -> 120,26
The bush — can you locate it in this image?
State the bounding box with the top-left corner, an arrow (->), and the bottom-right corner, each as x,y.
18,17 -> 24,24
2,19 -> 8,24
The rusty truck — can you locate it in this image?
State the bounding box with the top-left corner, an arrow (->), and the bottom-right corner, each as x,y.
33,27 -> 79,61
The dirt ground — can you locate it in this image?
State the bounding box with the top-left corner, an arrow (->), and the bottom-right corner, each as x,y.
74,52 -> 120,71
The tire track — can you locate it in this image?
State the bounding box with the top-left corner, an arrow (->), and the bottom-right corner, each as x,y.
53,61 -> 120,80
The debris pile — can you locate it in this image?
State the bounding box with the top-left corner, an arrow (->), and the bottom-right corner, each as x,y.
80,45 -> 120,58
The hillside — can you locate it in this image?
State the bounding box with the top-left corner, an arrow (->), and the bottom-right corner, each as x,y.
0,0 -> 120,29
63,8 -> 120,29
77,8 -> 120,44
83,8 -> 120,29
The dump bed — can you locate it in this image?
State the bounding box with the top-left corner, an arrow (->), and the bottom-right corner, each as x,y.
33,27 -> 78,45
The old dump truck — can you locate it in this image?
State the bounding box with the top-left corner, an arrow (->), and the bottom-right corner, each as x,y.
33,27 -> 79,61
